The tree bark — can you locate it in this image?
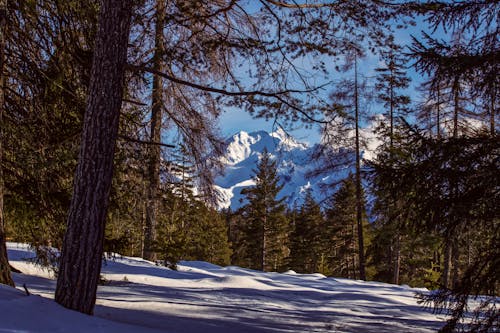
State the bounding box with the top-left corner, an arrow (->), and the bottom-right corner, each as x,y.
354,55 -> 366,281
393,233 -> 401,285
436,87 -> 441,139
143,0 -> 165,262
0,0 -> 14,287
452,76 -> 459,138
442,239 -> 451,288
451,236 -> 459,289
262,214 -> 267,271
490,84 -> 496,136
55,0 -> 133,314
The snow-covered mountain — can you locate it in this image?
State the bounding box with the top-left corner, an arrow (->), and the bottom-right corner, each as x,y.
214,129 -> 342,210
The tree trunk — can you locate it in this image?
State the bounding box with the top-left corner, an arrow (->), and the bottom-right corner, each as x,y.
490,85 -> 496,136
451,236 -> 459,289
354,55 -> 366,281
55,0 -> 132,314
0,0 -> 13,287
442,239 -> 451,288
262,214 -> 267,271
143,0 -> 165,262
436,87 -> 441,139
389,65 -> 394,147
393,233 -> 401,285
453,77 -> 459,138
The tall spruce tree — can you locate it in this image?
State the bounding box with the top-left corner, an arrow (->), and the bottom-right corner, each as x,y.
375,42 -> 411,146
369,124 -> 499,332
239,148 -> 288,271
324,177 -> 357,279
0,0 -> 13,287
374,43 -> 411,284
324,50 -> 370,280
143,0 -> 166,262
323,175 -> 370,279
289,188 -> 324,274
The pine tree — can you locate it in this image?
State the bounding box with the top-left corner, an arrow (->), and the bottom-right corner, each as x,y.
155,144 -> 232,268
0,0 -> 13,287
239,148 -> 288,271
368,124 -> 499,332
143,0 -> 166,262
289,188 -> 324,274
324,51 -> 371,280
374,42 -> 411,146
323,176 -> 370,279
4,1 -> 96,252
184,202 -> 232,266
374,46 -> 411,284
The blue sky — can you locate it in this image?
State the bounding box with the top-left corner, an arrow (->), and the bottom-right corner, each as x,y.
219,107 -> 322,144
216,13 -> 441,145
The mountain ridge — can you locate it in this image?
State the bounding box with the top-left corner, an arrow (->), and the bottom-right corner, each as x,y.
214,129 -> 336,210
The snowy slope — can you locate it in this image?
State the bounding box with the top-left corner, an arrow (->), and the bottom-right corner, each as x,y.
215,129 -> 334,209
4,243 -> 446,332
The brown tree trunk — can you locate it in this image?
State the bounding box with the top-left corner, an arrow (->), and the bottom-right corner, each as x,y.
55,0 -> 132,314
0,0 -> 13,287
436,87 -> 441,139
143,0 -> 165,262
262,215 -> 267,271
453,77 -> 459,138
451,236 -> 459,289
393,233 -> 401,285
442,239 -> 451,288
490,86 -> 496,136
354,55 -> 366,281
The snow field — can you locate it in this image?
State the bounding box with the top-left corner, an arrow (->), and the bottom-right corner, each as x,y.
2,243 -> 446,332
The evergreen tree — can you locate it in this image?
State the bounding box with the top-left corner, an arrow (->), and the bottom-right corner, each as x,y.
0,0 -> 13,287
367,214 -> 442,289
323,176 -> 371,279
155,143 -> 232,268
373,46 -> 411,283
4,1 -> 96,253
143,0 -> 166,262
374,42 -> 411,146
289,188 -> 324,274
184,202 -> 232,266
369,125 -> 499,332
239,148 -> 288,271
324,51 -> 371,280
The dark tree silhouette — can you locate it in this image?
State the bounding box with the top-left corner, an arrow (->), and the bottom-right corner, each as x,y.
55,0 -> 133,314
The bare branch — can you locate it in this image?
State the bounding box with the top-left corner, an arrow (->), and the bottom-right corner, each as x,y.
118,134 -> 175,148
127,64 -> 325,97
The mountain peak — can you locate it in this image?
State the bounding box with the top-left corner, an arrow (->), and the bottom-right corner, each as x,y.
215,130 -> 328,209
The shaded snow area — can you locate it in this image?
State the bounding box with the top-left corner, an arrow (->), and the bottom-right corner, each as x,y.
3,243 -> 446,332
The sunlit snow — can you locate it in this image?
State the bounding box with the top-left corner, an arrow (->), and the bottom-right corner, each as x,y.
2,243 -> 447,332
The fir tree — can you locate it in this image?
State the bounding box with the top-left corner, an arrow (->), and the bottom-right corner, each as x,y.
0,0 -> 13,287
323,176 -> 370,279
374,42 -> 411,146
369,125 -> 499,332
239,148 -> 288,271
289,188 -> 324,274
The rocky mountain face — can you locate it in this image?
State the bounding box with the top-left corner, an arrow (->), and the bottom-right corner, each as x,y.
214,129 -> 344,210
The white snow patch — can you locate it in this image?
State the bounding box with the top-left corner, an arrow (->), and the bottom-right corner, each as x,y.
4,243 -> 447,333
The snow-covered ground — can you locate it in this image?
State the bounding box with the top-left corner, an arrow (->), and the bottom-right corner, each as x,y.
3,243 -> 446,332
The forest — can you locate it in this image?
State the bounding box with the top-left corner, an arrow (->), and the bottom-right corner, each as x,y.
0,1 -> 498,332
